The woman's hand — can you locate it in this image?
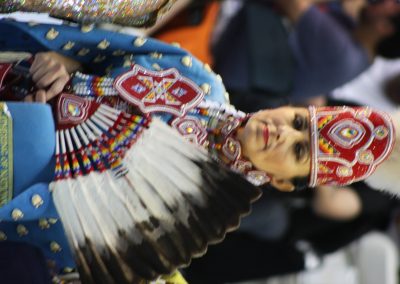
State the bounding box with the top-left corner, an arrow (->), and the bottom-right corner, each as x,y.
26,52 -> 82,103
313,186 -> 362,221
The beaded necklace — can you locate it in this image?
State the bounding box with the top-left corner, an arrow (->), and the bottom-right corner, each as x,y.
73,72 -> 119,97
173,102 -> 271,186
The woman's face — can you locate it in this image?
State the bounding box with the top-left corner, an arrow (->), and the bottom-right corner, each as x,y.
237,106 -> 311,191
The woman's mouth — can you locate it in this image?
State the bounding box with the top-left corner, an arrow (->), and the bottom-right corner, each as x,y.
263,125 -> 269,148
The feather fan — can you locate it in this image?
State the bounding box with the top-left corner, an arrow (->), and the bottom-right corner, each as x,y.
50,94 -> 261,284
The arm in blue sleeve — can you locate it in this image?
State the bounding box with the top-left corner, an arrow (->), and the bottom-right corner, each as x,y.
0,182 -> 75,273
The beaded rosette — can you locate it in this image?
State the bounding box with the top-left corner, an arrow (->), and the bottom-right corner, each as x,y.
308,106 -> 395,187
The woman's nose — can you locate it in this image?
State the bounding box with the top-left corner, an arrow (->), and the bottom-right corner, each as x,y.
277,125 -> 301,142
277,125 -> 289,142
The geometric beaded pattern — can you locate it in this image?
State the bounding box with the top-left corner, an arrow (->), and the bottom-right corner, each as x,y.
114,64 -> 204,117
308,106 -> 395,187
54,93 -> 150,180
171,105 -> 271,187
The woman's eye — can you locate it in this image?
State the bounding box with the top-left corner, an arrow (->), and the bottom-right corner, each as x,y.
294,142 -> 305,161
293,114 -> 304,130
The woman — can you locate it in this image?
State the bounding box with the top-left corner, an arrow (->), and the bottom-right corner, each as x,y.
0,19 -> 397,283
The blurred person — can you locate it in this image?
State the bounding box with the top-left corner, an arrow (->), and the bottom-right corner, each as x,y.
307,0 -> 400,107
212,0 -> 293,111
330,56 -> 400,112
285,0 -> 370,103
212,0 -> 400,112
356,0 -> 400,59
152,0 -> 219,65
184,182 -> 400,284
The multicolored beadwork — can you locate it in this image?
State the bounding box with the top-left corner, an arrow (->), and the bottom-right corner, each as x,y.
114,64 -> 205,117
55,93 -> 150,180
73,72 -> 119,97
0,0 -> 24,13
67,74 -> 270,186
171,102 -> 271,186
309,106 -> 395,187
1,0 -> 177,27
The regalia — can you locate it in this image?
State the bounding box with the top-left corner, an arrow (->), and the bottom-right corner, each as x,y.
1,71 -> 263,284
49,68 -> 266,283
0,18 -> 266,282
0,19 -> 264,284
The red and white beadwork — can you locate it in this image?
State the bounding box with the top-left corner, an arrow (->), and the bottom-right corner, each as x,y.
0,63 -> 12,90
115,64 -> 204,116
171,107 -> 271,187
309,106 -> 395,187
57,94 -> 93,126
171,116 -> 208,145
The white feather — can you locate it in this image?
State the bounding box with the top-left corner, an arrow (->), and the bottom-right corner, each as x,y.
51,117 -> 260,283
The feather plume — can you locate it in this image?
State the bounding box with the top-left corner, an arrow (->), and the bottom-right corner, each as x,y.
50,119 -> 261,284
366,109 -> 400,195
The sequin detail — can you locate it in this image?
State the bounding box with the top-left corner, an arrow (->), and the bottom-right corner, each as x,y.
1,0 -> 177,27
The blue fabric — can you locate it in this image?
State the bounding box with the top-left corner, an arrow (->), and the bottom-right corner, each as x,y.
0,19 -> 226,105
8,103 -> 55,196
0,182 -> 74,270
0,18 -> 228,275
289,6 -> 370,101
0,103 -> 75,274
0,242 -> 51,284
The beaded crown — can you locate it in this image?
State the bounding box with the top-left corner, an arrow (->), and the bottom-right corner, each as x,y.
308,106 -> 395,187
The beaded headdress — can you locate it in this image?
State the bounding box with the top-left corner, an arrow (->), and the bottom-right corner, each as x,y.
308,106 -> 395,187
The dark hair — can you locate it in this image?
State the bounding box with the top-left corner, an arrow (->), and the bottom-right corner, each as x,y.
376,15 -> 400,58
291,176 -> 309,191
262,176 -> 310,192
367,0 -> 400,5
